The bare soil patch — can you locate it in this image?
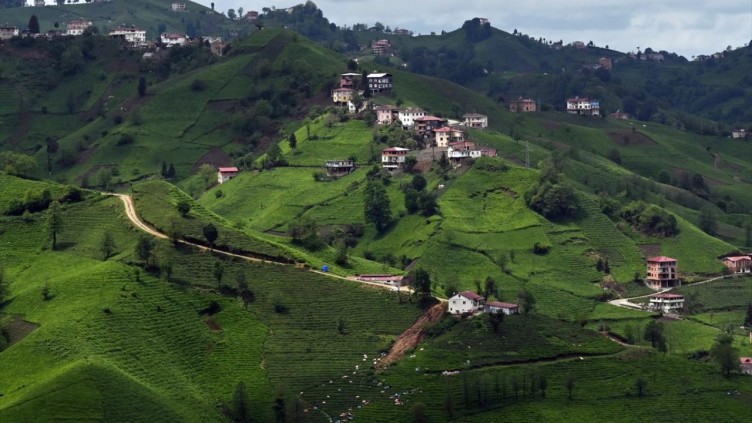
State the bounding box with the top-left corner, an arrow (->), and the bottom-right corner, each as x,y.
205,317 -> 222,331
638,244 -> 661,258
193,147 -> 234,172
607,130 -> 656,146
379,302 -> 446,368
2,316 -> 39,346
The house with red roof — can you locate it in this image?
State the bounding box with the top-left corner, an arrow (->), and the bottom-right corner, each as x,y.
448,291 -> 485,314
485,301 -> 519,315
217,167 -> 239,184
722,255 -> 752,274
648,293 -> 684,313
509,98 -> 536,113
741,357 -> 752,375
646,256 -> 680,290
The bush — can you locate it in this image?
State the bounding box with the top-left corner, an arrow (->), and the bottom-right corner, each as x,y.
533,242 -> 551,255
191,79 -> 207,91
117,133 -> 135,146
525,182 -> 580,219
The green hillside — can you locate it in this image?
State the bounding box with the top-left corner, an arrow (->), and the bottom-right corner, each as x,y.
1,18 -> 752,423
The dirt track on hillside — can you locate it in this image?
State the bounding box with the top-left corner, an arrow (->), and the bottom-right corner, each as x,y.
379,302 -> 446,368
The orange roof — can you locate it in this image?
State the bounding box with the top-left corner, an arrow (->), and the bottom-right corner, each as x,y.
218,167 -> 238,173
723,256 -> 751,262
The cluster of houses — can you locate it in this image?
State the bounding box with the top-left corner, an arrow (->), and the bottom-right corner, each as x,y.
0,19 -> 96,40
566,96 -> 601,116
448,291 -> 519,315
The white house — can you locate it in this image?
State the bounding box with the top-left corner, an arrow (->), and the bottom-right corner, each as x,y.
217,167 -> 239,184
381,147 -> 409,170
648,293 -> 684,313
462,113 -> 488,128
0,25 -> 19,40
397,107 -> 426,128
66,20 -> 92,36
367,72 -> 393,93
732,129 -> 748,139
171,2 -> 187,12
160,33 -> 188,47
447,142 -> 482,160
109,25 -> 147,47
448,291 -> 485,314
566,97 -> 601,116
485,301 -> 519,315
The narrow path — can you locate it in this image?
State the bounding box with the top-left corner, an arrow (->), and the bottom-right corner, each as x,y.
608,275 -> 731,311
112,193 -> 409,292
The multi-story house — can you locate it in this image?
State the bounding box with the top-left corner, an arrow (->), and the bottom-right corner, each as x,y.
66,20 -> 92,36
645,256 -> 680,290
381,147 -> 409,170
367,72 -> 392,93
109,25 -> 147,47
566,97 -> 601,116
509,98 -> 536,113
463,113 -> 488,128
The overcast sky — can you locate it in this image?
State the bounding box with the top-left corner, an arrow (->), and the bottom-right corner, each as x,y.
201,0 -> 751,58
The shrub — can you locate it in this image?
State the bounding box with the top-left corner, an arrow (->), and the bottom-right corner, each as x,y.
533,242 -> 551,255
191,79 -> 207,91
117,133 -> 135,146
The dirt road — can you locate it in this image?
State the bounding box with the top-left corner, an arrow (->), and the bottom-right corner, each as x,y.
379,302 -> 446,368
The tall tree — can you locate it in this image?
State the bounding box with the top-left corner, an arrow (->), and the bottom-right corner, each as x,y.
363,180 -> 391,231
410,268 -> 432,300
231,382 -> 250,422
213,260 -> 224,290
745,302 -> 752,327
28,15 -> 40,34
100,231 -> 116,260
203,223 -> 218,250
710,333 -> 741,377
137,77 -> 147,97
517,289 -> 536,314
699,206 -> 717,235
0,266 -> 7,307
483,276 -> 497,300
635,378 -> 647,397
289,132 -> 297,149
45,137 -> 59,175
46,201 -> 63,250
135,235 -> 155,265
643,320 -> 667,351
227,8 -> 237,20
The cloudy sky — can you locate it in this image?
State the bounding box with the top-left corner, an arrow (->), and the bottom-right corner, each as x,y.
202,0 -> 751,58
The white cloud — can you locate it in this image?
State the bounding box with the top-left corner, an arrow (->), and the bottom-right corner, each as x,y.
201,0 -> 752,57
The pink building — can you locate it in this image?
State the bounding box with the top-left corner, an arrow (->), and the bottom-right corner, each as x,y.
376,106 -> 400,125
722,256 -> 752,274
646,256 -> 680,290
217,167 -> 239,184
509,98 -> 536,113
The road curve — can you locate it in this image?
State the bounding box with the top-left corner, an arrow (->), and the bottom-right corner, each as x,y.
608,275 -> 731,311
111,193 -> 411,292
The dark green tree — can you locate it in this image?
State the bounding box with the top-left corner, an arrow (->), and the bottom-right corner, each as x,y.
100,231 -> 116,260
517,289 -> 536,314
565,376 -> 575,399
213,260 -> 224,290
710,333 -> 740,377
46,137 -> 59,175
410,402 -> 427,423
138,77 -> 147,97
363,180 -> 392,231
0,266 -> 7,307
635,378 -> 647,397
231,381 -> 251,422
203,223 -> 218,250
699,206 -> 717,235
289,133 -> 297,149
410,268 -> 432,301
486,311 -> 504,333
135,235 -> 155,265
176,200 -> 191,217
644,320 -> 666,351
28,15 -> 40,34
46,201 -> 63,250
745,302 -> 752,327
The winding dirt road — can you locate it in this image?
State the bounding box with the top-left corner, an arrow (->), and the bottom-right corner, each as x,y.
112,193 -> 413,292
608,275 -> 731,311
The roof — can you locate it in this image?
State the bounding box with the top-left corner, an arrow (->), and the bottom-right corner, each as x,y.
382,147 -> 409,152
722,256 -> 751,262
448,141 -> 475,148
376,105 -> 399,111
463,113 -> 487,118
741,357 -> 752,364
367,73 -> 392,78
648,256 -> 676,263
458,291 -> 484,301
357,274 -> 404,281
218,167 -> 239,173
434,127 -> 453,133
650,293 -> 684,299
341,72 -> 360,76
332,88 -> 354,92
415,116 -> 444,122
486,301 -> 518,309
